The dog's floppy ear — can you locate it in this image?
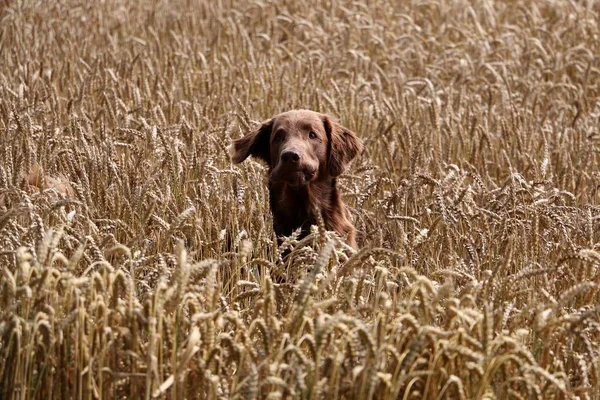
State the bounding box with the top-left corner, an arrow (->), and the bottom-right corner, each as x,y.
231,119 -> 274,165
322,115 -> 363,177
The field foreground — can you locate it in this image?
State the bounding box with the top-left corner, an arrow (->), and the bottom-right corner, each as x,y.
1,0 -> 600,398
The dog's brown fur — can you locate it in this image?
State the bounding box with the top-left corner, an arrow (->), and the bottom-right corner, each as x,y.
231,109 -> 363,248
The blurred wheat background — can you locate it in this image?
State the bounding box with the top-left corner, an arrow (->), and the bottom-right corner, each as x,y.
1,0 -> 600,398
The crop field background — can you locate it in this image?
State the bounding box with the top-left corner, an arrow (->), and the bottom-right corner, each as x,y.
1,0 -> 600,398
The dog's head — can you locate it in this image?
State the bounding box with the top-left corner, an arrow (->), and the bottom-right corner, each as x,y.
231,109 -> 363,187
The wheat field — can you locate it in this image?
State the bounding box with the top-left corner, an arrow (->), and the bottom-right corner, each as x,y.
1,0 -> 599,398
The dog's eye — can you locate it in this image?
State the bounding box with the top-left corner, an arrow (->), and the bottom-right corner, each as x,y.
272,132 -> 283,143
309,131 -> 317,139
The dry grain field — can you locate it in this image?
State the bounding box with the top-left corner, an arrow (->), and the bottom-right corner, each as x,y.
1,0 -> 600,398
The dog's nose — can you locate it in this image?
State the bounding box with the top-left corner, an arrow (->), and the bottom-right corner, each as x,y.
281,150 -> 300,164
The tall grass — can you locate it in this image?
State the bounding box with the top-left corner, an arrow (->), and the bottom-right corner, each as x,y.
1,0 -> 599,398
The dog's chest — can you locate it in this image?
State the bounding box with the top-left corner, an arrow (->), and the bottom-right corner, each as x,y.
268,183 -> 334,237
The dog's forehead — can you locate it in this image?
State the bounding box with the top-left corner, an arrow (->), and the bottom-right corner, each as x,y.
273,110 -> 324,131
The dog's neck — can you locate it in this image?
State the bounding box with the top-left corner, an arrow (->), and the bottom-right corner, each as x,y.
268,177 -> 338,237
285,176 -> 335,211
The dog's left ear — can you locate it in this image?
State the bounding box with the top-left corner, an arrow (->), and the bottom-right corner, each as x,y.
322,115 -> 363,177
231,119 -> 274,165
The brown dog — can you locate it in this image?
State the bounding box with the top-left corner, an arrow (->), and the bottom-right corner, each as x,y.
231,109 -> 363,248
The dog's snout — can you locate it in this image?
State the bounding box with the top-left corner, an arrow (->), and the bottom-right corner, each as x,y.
281,150 -> 300,164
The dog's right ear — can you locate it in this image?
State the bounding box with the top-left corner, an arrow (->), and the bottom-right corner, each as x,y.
322,115 -> 363,177
231,119 -> 274,164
